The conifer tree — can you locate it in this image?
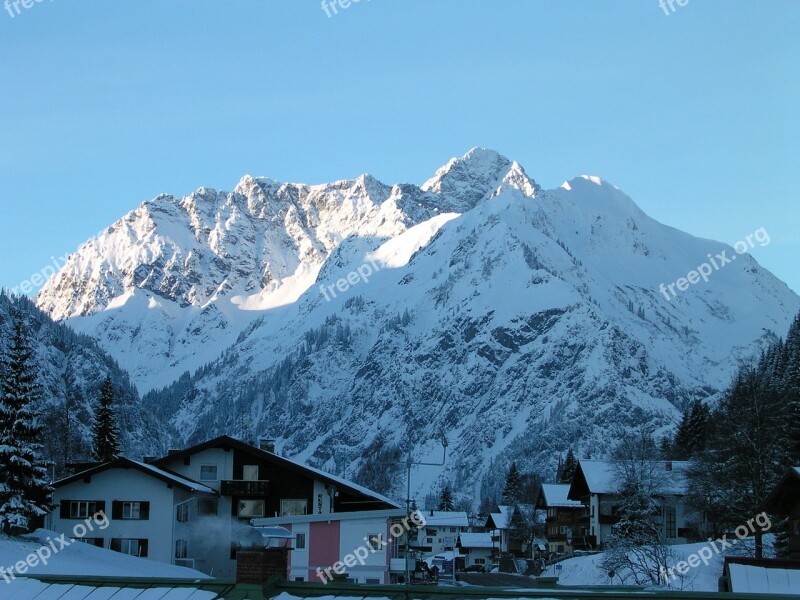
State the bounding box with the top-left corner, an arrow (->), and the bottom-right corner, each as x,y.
501,462 -> 522,505
0,318 -> 52,533
438,484 -> 454,511
559,448 -> 578,484
92,377 -> 121,462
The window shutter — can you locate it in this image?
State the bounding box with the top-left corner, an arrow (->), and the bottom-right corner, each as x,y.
60,500 -> 70,519
139,539 -> 149,557
110,538 -> 121,552
112,501 -> 122,520
140,502 -> 150,520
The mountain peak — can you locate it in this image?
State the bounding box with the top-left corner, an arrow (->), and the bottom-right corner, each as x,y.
422,148 -> 539,210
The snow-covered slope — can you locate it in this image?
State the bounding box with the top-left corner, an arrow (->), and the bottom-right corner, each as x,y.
35,149 -> 800,502
37,149 -> 530,392
0,530 -> 209,579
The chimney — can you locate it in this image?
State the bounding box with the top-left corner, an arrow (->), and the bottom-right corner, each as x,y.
665,461 -> 673,472
235,548 -> 288,584
259,438 -> 276,453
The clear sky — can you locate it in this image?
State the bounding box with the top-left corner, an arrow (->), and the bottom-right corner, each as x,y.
1,1 -> 798,295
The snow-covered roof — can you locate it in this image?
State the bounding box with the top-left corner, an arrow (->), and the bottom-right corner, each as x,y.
573,459 -> 689,496
729,562 -> 800,594
458,532 -> 494,549
540,483 -> 583,508
130,460 -> 217,494
488,505 -> 513,529
53,457 -> 217,494
278,454 -> 401,509
6,579 -> 224,599
420,510 -> 469,528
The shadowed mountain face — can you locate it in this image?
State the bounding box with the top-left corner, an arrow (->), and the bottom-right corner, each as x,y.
35,149 -> 800,503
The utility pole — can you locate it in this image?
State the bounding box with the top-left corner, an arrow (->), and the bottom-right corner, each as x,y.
404,432 -> 448,587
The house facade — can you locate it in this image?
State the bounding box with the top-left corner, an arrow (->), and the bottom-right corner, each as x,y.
764,466 -> 800,559
47,458 -> 218,569
252,508 -> 408,583
48,435 -> 400,578
415,510 -> 469,556
567,459 -> 694,548
456,532 -> 495,569
535,483 -> 586,555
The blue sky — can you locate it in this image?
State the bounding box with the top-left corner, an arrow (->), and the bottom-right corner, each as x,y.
1,1 -> 798,294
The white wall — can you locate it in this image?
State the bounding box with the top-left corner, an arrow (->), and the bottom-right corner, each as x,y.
49,468 -> 178,565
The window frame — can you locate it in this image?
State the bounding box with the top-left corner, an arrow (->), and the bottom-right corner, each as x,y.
70,501 -> 96,519
199,464 -> 219,481
238,499 -> 265,518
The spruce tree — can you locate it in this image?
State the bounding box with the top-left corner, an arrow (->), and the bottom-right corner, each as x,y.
501,462 -> 523,505
92,377 -> 121,462
559,448 -> 578,484
0,318 -> 52,533
438,484 -> 454,511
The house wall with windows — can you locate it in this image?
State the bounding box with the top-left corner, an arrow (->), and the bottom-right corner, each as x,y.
254,510 -> 403,584
47,466 -> 202,566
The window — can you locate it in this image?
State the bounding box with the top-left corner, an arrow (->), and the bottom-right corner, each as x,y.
294,577 -> 305,582
664,507 -> 677,539
238,499 -> 265,518
242,465 -> 259,481
112,501 -> 149,520
200,465 -> 218,481
77,538 -> 104,548
111,538 -> 148,557
123,502 -> 141,519
70,501 -> 97,519
280,499 -> 307,516
367,534 -> 382,551
198,498 -> 218,516
176,503 -> 189,523
474,558 -> 486,565
365,578 -> 381,584
175,539 -> 188,559
295,533 -> 306,550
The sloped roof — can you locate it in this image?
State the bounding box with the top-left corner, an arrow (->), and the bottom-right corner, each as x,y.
540,484 -> 583,508
7,577 -> 233,599
458,532 -> 494,549
153,435 -> 400,509
420,511 -> 469,527
728,561 -> 800,594
487,505 -> 513,529
53,457 -> 216,494
568,459 -> 689,499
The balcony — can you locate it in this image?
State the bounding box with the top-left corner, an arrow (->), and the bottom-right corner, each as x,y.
221,480 -> 269,496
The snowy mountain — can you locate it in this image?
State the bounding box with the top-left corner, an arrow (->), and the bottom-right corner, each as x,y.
35,149 -> 800,503
0,294 -> 163,469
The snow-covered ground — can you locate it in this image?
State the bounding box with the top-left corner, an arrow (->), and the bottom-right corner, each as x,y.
0,529 -> 210,581
544,540 -> 764,592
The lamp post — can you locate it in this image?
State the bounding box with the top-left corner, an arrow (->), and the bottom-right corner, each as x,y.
404,432 -> 448,587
